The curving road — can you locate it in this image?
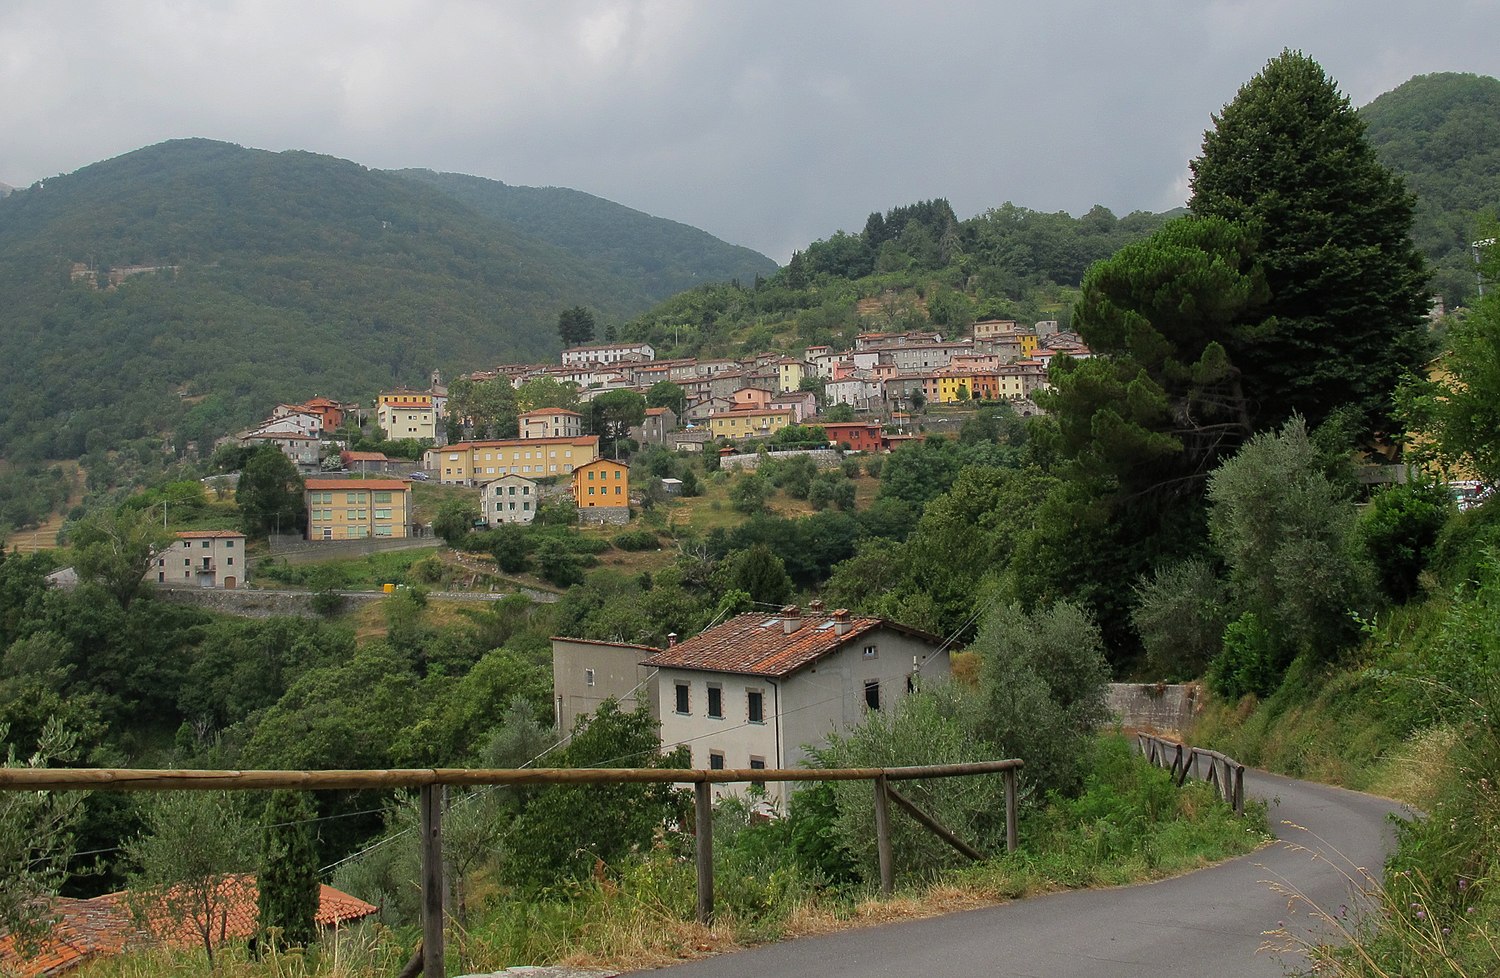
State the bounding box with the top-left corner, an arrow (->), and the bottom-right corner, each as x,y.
640,771 -> 1407,977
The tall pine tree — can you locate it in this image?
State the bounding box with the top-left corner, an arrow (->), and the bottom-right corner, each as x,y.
257,790 -> 319,951
1189,50 -> 1430,438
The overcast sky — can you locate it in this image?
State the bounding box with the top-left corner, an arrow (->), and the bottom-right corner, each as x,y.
2,1 -> 1496,262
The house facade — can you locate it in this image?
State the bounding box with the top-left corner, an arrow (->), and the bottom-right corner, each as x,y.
304,478 -> 411,540
154,531 -> 246,589
708,406 -> 795,441
481,474 -> 539,525
637,605 -> 951,803
630,406 -> 678,446
376,391 -> 437,441
561,342 -> 655,366
550,637 -> 660,735
572,458 -> 630,511
429,436 -> 599,484
519,408 -> 583,440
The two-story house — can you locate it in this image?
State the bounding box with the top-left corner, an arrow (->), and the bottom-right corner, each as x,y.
571,458 -> 630,512
519,408 -> 583,440
377,391 -> 437,442
637,604 -> 950,803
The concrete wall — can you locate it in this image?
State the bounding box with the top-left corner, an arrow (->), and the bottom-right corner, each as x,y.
156,586 -> 383,618
258,535 -> 436,564
551,639 -> 659,735
1106,682 -> 1200,734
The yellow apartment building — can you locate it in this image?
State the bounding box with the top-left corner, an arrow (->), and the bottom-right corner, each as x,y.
708,407 -> 795,441
377,390 -> 437,441
305,478 -> 411,540
429,436 -> 600,485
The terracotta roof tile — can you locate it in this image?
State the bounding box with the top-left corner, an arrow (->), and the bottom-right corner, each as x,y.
0,876 -> 377,977
639,611 -> 940,678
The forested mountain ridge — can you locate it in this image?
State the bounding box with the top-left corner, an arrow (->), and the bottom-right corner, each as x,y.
0,139 -> 774,460
390,168 -> 778,297
1361,72 -> 1500,306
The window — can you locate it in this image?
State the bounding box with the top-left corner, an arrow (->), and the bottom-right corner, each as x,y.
750,756 -> 767,789
183,558 -> 190,567
707,685 -> 723,719
374,491 -> 392,503
863,644 -> 878,660
709,752 -> 725,771
158,558 -> 165,567
864,679 -> 882,712
585,668 -> 596,688
226,557 -> 234,566
225,539 -> 235,548
375,525 -> 393,538
374,509 -> 391,520
675,683 -> 690,715
747,689 -> 764,724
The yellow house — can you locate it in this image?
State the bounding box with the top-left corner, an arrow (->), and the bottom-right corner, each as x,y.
431,436 -> 600,485
708,407 -> 795,441
573,458 -> 630,509
776,358 -> 807,393
304,478 -> 411,540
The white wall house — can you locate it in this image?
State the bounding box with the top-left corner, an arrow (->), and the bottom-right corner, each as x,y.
481,474 -> 539,525
637,604 -> 951,804
561,342 -> 655,366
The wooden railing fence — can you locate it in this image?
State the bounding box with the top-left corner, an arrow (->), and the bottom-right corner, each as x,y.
1135,733 -> 1246,816
0,760 -> 1022,978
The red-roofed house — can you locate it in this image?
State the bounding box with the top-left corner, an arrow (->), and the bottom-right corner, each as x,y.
636,604 -> 951,802
0,876 -> 376,977
304,478 -> 411,540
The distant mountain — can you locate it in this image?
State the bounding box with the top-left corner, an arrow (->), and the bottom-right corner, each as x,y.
391,169 -> 778,298
1361,72 -> 1500,306
0,139 -> 773,460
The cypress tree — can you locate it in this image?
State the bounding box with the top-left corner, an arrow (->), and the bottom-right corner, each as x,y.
257,790 -> 320,951
1189,50 -> 1431,437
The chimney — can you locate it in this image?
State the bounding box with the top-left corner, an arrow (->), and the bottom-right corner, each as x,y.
781,605 -> 802,635
832,608 -> 852,636
808,599 -> 825,614
667,632 -> 678,648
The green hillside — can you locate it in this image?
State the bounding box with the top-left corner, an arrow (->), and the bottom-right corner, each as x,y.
0,140 -> 767,460
1361,72 -> 1500,306
391,168 -> 778,297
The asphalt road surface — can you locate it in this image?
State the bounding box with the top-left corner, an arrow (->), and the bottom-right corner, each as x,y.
639,770 -> 1407,978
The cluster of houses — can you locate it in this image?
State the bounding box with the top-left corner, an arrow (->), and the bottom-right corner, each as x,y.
211,317 -> 1085,547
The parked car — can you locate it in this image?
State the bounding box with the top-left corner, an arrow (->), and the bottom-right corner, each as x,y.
406,471 -> 431,481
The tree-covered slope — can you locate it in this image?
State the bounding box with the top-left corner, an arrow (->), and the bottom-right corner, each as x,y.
391,168 -> 779,298
1361,72 -> 1500,306
0,140 -> 755,459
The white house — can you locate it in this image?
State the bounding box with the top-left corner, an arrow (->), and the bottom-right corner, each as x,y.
481,474 -> 540,525
637,604 -> 951,803
561,342 -> 655,367
519,408 -> 583,441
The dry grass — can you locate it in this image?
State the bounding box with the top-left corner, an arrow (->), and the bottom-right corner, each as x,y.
1364,724 -> 1460,810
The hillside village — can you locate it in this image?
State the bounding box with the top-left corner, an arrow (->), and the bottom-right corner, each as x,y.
224,317 -> 1086,547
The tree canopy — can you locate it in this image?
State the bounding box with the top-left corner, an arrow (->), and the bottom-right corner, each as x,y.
1189,50 -> 1431,437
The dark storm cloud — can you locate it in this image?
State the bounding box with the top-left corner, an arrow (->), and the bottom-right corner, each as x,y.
1,1 -> 1495,261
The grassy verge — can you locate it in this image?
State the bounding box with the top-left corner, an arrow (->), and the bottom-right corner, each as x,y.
252,548 -> 440,592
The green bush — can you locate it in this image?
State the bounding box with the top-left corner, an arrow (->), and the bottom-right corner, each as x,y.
613,529 -> 659,551
1208,612 -> 1279,700
1358,480 -> 1452,603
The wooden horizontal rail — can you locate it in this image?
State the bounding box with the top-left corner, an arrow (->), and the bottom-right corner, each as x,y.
0,759 -> 1023,792
1135,733 -> 1245,816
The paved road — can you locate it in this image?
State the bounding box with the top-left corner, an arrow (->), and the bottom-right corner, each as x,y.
640,771 -> 1407,978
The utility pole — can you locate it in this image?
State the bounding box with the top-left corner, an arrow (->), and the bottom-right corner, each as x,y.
1474,238 -> 1496,298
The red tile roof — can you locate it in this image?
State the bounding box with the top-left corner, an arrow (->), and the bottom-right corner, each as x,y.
0,876 -> 375,976
174,530 -> 245,540
639,610 -> 940,678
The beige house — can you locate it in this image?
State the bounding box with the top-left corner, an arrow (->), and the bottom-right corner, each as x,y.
481,474 -> 539,525
638,605 -> 951,803
377,391 -> 437,441
154,531 -> 247,589
550,637 -> 661,735
519,408 -> 583,440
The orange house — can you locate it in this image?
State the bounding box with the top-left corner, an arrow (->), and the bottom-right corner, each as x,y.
572,458 -> 630,510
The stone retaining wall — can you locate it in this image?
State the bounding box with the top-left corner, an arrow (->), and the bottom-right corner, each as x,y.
719,448 -> 842,472
157,586 -> 382,619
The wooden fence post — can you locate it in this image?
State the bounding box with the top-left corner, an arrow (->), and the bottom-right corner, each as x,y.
419,784 -> 444,978
1003,768 -> 1018,853
1233,764 -> 1245,816
695,780 -> 714,925
873,775 -> 894,896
